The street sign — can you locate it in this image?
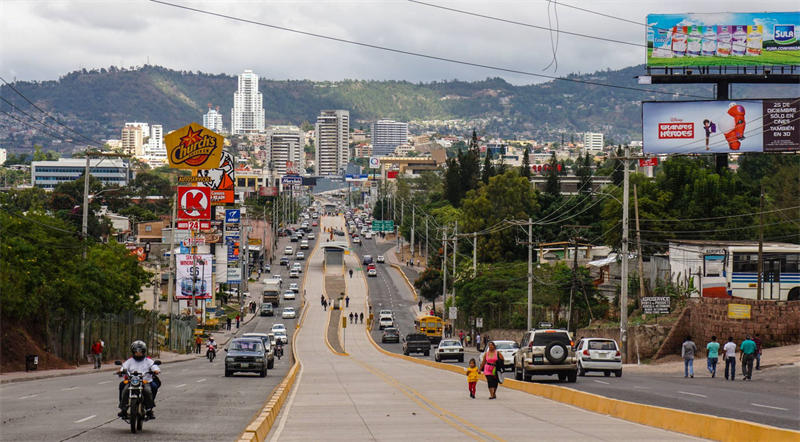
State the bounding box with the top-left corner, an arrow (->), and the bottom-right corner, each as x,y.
225,209 -> 241,224
281,175 -> 303,185
181,237 -> 206,247
178,186 -> 211,220
165,123 -> 223,170
371,220 -> 395,232
475,317 -> 483,328
176,220 -> 211,230
449,306 -> 458,319
227,267 -> 241,284
641,296 -> 670,314
369,156 -> 380,168
728,303 -> 751,319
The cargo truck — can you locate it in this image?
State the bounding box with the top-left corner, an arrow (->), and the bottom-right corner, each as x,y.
262,280 -> 281,307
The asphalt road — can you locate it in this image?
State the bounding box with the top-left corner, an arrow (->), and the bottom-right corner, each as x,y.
0,223 -> 318,441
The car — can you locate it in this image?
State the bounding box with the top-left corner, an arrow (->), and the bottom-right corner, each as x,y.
296,251 -> 305,260
376,255 -> 385,263
240,332 -> 275,369
381,327 -> 400,343
312,213 -> 318,219
282,307 -> 297,319
334,230 -> 345,236
292,262 -> 303,273
574,338 -> 622,377
224,338 -> 267,377
402,333 -> 431,356
365,232 -> 373,239
289,235 -> 298,242
353,237 -> 361,244
308,232 -> 316,240
280,256 -> 290,266
289,270 -> 299,278
289,282 -> 299,292
268,274 -> 282,284
513,323 -> 578,383
482,340 -> 519,370
367,265 -> 377,277
263,264 -> 271,273
271,323 -> 287,333
311,221 -> 318,227
362,255 -> 373,265
284,246 -> 294,255
378,309 -> 393,319
273,330 -> 288,344
435,339 -> 465,363
378,316 -> 394,330
283,290 -> 296,300
300,240 -> 309,250
259,303 -> 274,317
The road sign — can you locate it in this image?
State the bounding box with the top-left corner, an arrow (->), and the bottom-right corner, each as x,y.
641,296 -> 670,314
225,209 -> 241,224
178,186 -> 211,220
369,156 -> 380,168
176,220 -> 211,230
165,122 -> 223,170
281,175 -> 303,185
371,220 -> 395,232
475,317 -> 483,328
449,306 -> 458,319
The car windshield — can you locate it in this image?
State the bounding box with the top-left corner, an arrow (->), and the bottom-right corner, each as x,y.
440,340 -> 461,347
407,334 -> 429,341
532,332 -> 571,347
230,340 -> 263,352
284,308 -> 294,312
384,328 -> 398,334
588,340 -> 617,350
494,342 -> 518,350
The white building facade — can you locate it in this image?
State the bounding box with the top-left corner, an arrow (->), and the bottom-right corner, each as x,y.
371,119 -> 408,157
314,110 -> 349,176
203,107 -> 224,133
31,158 -> 130,189
583,132 -> 604,152
231,70 -> 265,135
266,125 -> 303,179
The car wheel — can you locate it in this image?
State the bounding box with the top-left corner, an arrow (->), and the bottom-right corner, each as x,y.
567,371 -> 578,383
523,370 -> 532,382
459,356 -> 464,363
578,361 -> 586,376
514,364 -> 523,381
424,350 -> 430,356
614,370 -> 622,378
434,354 -> 440,362
403,350 -> 408,356
260,369 -> 267,378
225,370 -> 232,377
604,371 -> 611,377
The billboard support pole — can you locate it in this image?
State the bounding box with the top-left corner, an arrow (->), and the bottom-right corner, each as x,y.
167,192 -> 176,348
715,80 -> 730,173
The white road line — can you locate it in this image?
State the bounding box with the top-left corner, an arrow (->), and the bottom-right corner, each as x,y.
74,415 -> 96,423
98,380 -> 112,385
174,383 -> 186,388
61,387 -> 79,391
633,385 -> 649,389
18,394 -> 39,399
196,378 -> 207,383
751,403 -> 789,411
678,391 -> 707,398
593,380 -> 610,385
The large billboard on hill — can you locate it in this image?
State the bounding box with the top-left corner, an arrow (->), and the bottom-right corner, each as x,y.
646,12 -> 800,67
642,98 -> 799,154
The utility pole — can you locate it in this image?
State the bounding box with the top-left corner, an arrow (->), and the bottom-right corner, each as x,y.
452,221 -> 457,321
620,147 -> 631,364
441,226 -> 447,323
167,192 -> 177,348
425,217 -> 429,261
757,184 -> 764,300
634,185 -> 646,301
527,218 -> 533,330
411,206 -> 415,261
473,231 -> 477,278
568,239 -> 578,332
79,152 -> 90,362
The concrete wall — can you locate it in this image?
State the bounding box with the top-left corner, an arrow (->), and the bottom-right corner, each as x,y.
576,324 -> 672,363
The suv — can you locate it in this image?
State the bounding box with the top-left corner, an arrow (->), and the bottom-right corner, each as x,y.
240,332 -> 275,369
402,333 -> 431,356
224,338 -> 268,377
260,303 -> 274,317
513,323 -> 578,383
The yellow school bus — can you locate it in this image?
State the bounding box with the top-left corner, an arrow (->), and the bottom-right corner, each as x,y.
414,315 -> 443,344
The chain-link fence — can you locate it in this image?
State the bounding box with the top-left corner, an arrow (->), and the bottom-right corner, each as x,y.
166,314 -> 197,354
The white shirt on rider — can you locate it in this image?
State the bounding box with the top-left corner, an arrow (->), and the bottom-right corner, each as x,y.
121,357 -> 160,382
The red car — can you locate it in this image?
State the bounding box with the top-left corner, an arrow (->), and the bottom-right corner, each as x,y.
312,221 -> 318,227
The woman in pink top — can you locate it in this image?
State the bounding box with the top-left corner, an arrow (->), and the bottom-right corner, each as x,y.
480,341 -> 504,399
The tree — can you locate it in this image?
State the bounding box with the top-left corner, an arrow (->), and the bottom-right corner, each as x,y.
481,149 -> 495,184
575,153 -> 593,194
544,152 -> 560,197
444,156 -> 462,207
520,146 -> 531,178
414,269 -> 442,314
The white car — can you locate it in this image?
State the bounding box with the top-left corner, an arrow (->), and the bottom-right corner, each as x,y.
283,290 -> 296,300
365,232 -> 373,239
379,310 -> 393,319
284,246 -> 293,255
378,316 -> 394,330
575,338 -> 622,377
435,339 -> 465,363
353,237 -> 361,244
376,255 -> 385,263
296,251 -> 305,260
289,283 -> 299,293
273,330 -> 288,344
367,267 -> 377,277
282,307 -> 297,319
267,274 -> 282,284
482,340 -> 519,370
292,262 -> 303,273
271,323 -> 287,333
289,270 -> 299,278
308,233 -> 316,240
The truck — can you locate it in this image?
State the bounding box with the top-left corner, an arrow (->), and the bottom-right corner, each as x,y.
262,280 -> 281,307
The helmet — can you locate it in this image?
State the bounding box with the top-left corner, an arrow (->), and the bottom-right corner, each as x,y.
130,340 -> 147,361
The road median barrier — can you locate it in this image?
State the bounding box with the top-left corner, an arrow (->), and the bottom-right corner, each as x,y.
389,263 -> 417,301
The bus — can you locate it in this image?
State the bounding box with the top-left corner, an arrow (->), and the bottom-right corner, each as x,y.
414,315 -> 443,344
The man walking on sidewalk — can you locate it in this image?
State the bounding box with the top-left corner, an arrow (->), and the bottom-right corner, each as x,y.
740,335 -> 757,380
91,339 -> 104,369
418,300 -> 423,312
345,296 -> 350,308
706,336 -> 720,377
682,335 -> 697,378
723,336 -> 737,381
754,334 -> 763,370
476,333 -> 481,352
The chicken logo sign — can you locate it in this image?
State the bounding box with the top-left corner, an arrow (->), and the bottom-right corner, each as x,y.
165,123 -> 223,170
178,186 -> 211,220
197,150 -> 235,205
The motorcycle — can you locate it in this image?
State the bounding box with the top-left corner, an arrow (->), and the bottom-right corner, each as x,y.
116,360 -> 161,434
275,343 -> 283,360
206,344 -> 216,362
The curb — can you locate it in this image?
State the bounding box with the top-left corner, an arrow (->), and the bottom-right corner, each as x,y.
389,263 -> 418,301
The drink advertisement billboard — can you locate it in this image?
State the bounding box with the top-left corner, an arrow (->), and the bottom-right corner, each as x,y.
642,99 -> 799,154
646,12 -> 800,67
176,254 -> 213,299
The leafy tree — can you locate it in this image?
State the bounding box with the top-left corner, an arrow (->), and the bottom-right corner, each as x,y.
575,153 -> 593,194
481,149 -> 495,184
443,156 -> 462,207
414,268 -> 442,314
544,152 -> 560,197
520,146 -> 531,178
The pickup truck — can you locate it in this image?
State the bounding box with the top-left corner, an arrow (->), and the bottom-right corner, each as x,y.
402,333 -> 431,356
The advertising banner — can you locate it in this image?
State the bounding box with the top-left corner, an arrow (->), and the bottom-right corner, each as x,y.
164,123 -> 223,170
646,12 -> 800,67
281,175 -> 303,185
225,209 -> 241,225
259,186 -> 278,197
642,98 -> 799,154
178,186 -> 212,220
227,267 -> 242,284
197,150 -> 235,205
176,254 -> 213,299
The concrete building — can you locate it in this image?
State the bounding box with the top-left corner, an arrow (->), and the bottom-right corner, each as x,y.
121,125 -> 144,156
231,70 -> 265,135
203,105 -> 224,132
583,132 -> 604,153
371,120 -> 408,157
144,124 -> 165,158
266,125 -> 303,178
314,110 -> 349,176
0,148 -> 7,165
31,158 -> 130,189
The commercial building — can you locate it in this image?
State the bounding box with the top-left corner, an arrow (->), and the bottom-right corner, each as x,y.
314,110 -> 349,176
203,105 -> 224,133
266,125 -> 303,179
121,125 -> 144,156
231,70 -> 265,135
144,124 -> 165,158
371,120 -> 408,157
0,148 -> 7,165
583,132 -> 604,152
31,158 -> 131,189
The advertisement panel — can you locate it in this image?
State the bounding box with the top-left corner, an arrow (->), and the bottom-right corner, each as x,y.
164,123 -> 223,170
176,254 -> 213,299
646,12 -> 800,67
178,186 -> 212,220
197,150 -> 235,205
259,186 -> 278,197
642,98 -> 799,154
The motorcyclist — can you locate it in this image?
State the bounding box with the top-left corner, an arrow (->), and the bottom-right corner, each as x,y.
206,336 -> 217,360
275,340 -> 284,359
118,340 -> 160,420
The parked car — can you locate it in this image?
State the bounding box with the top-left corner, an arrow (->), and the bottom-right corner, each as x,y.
482,340 -> 519,370
381,327 -> 400,343
259,303 -> 274,317
435,339 -> 465,363
240,332 -> 275,369
282,307 -> 297,319
513,323 -> 577,383
376,255 -> 385,263
402,333 -> 431,356
224,338 -> 267,377
574,338 -> 622,377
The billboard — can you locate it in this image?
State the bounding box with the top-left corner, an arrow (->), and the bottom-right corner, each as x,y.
164,123 -> 223,170
176,254 -> 213,299
642,98 -> 799,154
197,150 -> 235,205
646,12 -> 800,67
178,186 -> 212,220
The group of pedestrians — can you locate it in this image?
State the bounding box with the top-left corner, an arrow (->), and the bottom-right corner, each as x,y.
348,312 -> 364,324
682,334 -> 762,381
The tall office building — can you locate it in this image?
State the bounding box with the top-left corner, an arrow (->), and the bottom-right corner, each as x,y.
583,132 -> 604,152
371,119 -> 408,157
231,70 -> 265,135
314,110 -> 349,176
121,124 -> 144,156
144,124 -> 165,159
203,105 -> 224,132
266,125 -> 303,178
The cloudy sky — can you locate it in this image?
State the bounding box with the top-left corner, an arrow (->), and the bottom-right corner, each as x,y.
1,0 -> 797,84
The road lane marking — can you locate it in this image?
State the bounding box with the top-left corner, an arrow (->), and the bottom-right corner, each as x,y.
196,378 -> 207,383
98,381 -> 112,385
174,383 -> 186,388
18,394 -> 39,399
593,380 -> 610,385
74,415 -> 96,423
61,387 -> 79,391
678,391 -> 707,398
633,385 -> 649,389
751,403 -> 789,411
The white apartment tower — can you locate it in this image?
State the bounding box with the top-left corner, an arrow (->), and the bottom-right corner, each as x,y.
231,70 -> 265,135
314,110 -> 349,176
144,124 -> 165,158
121,125 -> 144,156
266,125 -> 303,179
583,132 -> 604,152
203,105 -> 224,133
371,119 -> 408,157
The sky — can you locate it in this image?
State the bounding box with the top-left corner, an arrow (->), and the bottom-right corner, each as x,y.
1,0 -> 798,85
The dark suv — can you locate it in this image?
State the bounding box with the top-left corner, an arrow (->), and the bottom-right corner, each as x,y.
513,324 -> 577,383
381,327 -> 400,343
224,338 -> 267,377
402,333 -> 431,356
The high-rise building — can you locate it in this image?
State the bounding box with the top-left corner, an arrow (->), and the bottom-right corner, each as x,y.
314,110 -> 349,176
583,132 -> 604,152
203,105 -> 224,132
231,70 -> 265,135
144,124 -> 165,160
266,125 -> 303,178
121,125 -> 144,156
371,119 -> 408,157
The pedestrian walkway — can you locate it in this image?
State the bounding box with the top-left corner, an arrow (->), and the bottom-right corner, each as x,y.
625,343 -> 800,374
267,215 -> 694,441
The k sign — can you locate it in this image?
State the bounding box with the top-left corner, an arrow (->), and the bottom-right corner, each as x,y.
178,186 -> 211,220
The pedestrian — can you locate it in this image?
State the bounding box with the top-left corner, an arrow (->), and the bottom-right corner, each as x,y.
321,294 -> 325,306
236,314 -> 240,329
465,358 -> 479,399
349,312 -> 354,323
682,335 -> 697,378
226,317 -> 232,331
723,336 -> 737,381
195,335 -> 203,354
753,333 -> 763,370
480,342 -> 504,399
323,299 -> 327,311
91,339 -> 104,369
418,300 -> 423,312
465,334 -> 471,347
476,333 -> 482,351
740,334 -> 757,381
345,295 -> 350,308
360,312 -> 364,324
349,269 -> 353,279
706,335 -> 720,378
459,330 -> 464,345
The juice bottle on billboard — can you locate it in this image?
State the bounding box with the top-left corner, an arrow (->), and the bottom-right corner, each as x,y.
717,26 -> 732,56
746,25 -> 763,56
701,26 -> 717,56
687,26 -> 702,56
671,26 -> 687,57
732,25 -> 747,56
652,27 -> 673,58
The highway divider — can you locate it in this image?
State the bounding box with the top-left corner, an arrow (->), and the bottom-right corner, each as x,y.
389,263 -> 418,301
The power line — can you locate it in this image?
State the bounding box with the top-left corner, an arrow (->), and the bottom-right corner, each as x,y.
638,206 -> 800,223
149,0 -> 712,99
0,109 -> 70,141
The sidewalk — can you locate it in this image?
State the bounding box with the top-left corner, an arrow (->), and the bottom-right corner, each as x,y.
624,343 -> 800,374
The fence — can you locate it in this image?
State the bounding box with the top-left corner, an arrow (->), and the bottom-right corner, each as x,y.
166,314 -> 198,354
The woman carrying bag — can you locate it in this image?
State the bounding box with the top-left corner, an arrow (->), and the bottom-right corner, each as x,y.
480,341 -> 504,399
